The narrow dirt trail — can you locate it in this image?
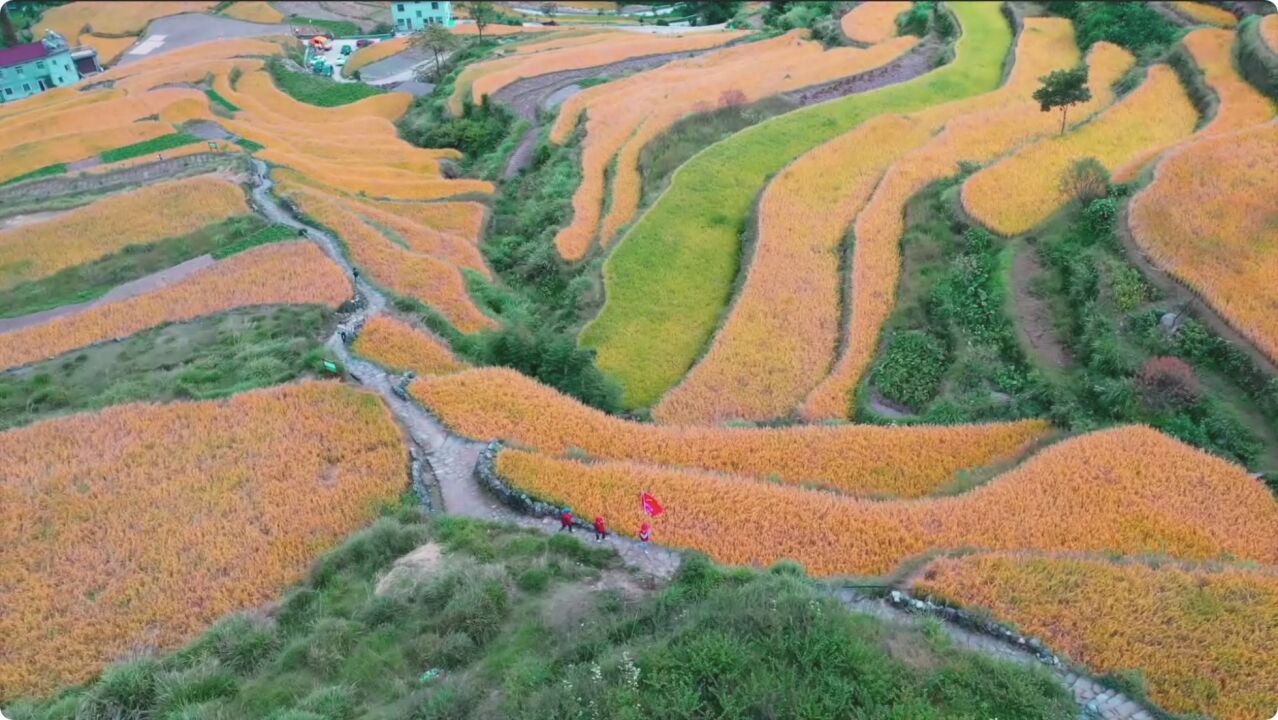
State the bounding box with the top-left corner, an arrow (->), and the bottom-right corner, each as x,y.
245,160 -> 1162,718
1010,240 -> 1071,371
0,255 -> 215,333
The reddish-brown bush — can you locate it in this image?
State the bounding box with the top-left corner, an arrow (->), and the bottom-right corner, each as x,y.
1136,356 -> 1201,409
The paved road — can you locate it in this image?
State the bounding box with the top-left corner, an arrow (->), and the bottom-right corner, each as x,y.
119,14 -> 295,65
360,47 -> 432,84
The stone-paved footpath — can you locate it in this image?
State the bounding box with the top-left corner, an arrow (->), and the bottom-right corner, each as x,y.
836,591 -> 1155,720
246,159 -> 1156,720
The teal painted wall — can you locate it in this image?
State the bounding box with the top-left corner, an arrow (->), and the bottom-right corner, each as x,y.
0,50 -> 78,103
392,1 -> 455,31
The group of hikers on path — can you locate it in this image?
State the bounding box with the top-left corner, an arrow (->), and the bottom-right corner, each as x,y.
558,507 -> 652,545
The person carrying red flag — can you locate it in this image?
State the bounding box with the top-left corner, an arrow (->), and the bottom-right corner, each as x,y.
593,516 -> 607,541
640,491 -> 663,517
558,507 -> 574,532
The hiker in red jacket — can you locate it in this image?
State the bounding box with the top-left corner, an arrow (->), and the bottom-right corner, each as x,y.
638,523 -> 651,543
593,516 -> 607,541
559,507 -> 573,532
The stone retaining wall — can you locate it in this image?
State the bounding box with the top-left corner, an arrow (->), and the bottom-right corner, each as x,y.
0,153 -> 246,206
887,589 -> 1062,666
475,441 -> 596,530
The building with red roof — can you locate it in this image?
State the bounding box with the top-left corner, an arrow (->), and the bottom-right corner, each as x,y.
0,31 -> 83,104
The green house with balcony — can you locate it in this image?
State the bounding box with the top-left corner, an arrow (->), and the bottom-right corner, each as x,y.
0,31 -> 83,104
392,1 -> 455,32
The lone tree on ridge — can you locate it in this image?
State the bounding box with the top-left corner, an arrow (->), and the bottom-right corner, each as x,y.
1034,65 -> 1092,135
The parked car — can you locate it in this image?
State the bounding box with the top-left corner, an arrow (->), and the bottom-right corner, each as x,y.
356,38 -> 373,48
341,44 -> 354,56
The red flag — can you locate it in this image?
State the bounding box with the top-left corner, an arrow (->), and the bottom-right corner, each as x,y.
640,492 -> 663,517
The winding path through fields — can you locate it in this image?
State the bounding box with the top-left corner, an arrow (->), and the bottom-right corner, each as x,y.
247,159 -> 683,579
241,159 -> 1159,719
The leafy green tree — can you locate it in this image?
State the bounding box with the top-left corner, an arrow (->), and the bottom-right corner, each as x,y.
677,0 -> 741,25
1070,2 -> 1177,56
411,23 -> 460,82
0,4 -> 18,47
896,1 -> 936,37
460,1 -> 500,40
1034,65 -> 1092,134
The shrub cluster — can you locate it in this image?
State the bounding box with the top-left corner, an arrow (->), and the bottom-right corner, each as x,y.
1046,1 -> 1179,58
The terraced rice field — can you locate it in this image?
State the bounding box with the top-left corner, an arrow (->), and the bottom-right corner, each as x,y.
548,31 -> 920,260
360,198 -> 487,241
353,315 -> 466,376
36,1 -> 218,36
221,1 -> 285,23
0,243 -> 350,372
915,554 -> 1278,720
0,43 -> 281,183
1169,1 -> 1238,26
0,177 -> 248,290
5,5 -> 1278,717
0,382 -> 405,698
411,367 -> 1049,498
1264,14 -> 1278,52
580,2 -> 1012,408
278,184 -> 495,333
1128,123 -> 1278,364
496,425 -> 1278,576
840,1 -> 911,44
450,23 -> 556,36
656,19 -> 1118,424
961,64 -> 1198,235
449,29 -> 745,115
1106,27 -> 1275,180
1179,28 -> 1274,134
0,122 -> 174,184
800,40 -> 1136,420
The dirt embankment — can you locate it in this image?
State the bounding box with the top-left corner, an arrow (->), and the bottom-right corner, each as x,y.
783,36 -> 945,106
492,47 -> 721,178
